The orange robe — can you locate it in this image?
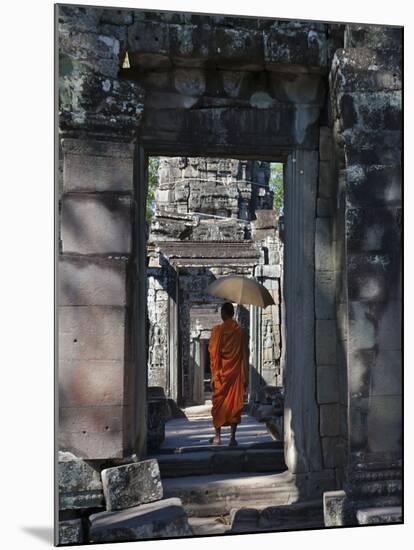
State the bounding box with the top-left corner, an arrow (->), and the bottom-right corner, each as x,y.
208,319 -> 247,429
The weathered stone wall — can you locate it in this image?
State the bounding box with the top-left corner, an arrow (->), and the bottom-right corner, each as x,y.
147,156 -> 283,405
58,6 -> 149,466
57,5 -> 402,516
314,126 -> 348,478
57,4 -> 330,463
323,24 -> 402,524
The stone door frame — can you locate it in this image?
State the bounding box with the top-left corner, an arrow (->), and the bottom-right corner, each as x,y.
137,143 -> 321,473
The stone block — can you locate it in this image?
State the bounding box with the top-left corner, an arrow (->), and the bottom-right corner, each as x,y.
333,53 -> 401,94
345,206 -> 401,254
100,8 -> 133,25
295,469 -> 337,497
59,360 -> 125,407
348,301 -> 377,351
269,288 -> 280,305
147,397 -> 169,451
59,61 -> 144,132
89,497 -> 192,542
348,300 -> 401,353
60,405 -> 124,434
255,264 -> 281,279
252,209 -> 278,229
63,139 -> 134,192
230,508 -> 260,533
322,437 -> 346,468
156,452 -> 213,478
59,256 -> 127,306
317,366 -> 339,404
244,448 -> 286,472
101,459 -> 163,511
344,25 -> 402,50
58,5 -> 103,33
320,404 -> 341,436
315,218 -> 334,271
347,348 -> 373,398
315,270 -> 335,319
316,320 -> 337,365
342,129 -> 401,166
347,252 -> 400,302
319,127 -> 333,161
333,45 -> 401,75
356,506 -> 402,525
61,195 -> 132,255
142,105 -> 300,151
371,350 -> 402,396
173,68 -> 206,96
335,304 -> 348,341
211,451 -> 244,474
377,300 -> 402,351
58,453 -> 104,510
345,164 -> 401,208
59,518 -> 85,545
323,490 -> 348,527
317,198 -> 334,217
59,27 -> 122,78
348,395 -> 369,451
62,138 -> 134,159
59,306 -> 126,360
213,27 -> 264,70
127,20 -> 171,69
145,91 -> 199,109
318,161 -> 335,198
337,352 -> 348,406
264,27 -> 327,69
337,91 -> 401,132
367,395 -> 402,454
59,429 -> 124,460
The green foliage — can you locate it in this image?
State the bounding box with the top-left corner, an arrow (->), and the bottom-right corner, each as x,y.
269,162 -> 284,214
147,157 -> 160,224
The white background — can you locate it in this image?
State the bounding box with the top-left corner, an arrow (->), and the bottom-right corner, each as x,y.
0,0 -> 410,548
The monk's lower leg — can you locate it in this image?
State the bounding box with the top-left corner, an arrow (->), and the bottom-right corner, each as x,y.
229,423 -> 238,446
213,426 -> 221,445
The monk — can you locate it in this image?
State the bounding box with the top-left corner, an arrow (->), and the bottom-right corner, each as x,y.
208,302 -> 248,446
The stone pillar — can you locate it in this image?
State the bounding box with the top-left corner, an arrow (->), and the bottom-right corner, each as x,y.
325,24 -> 402,524
283,149 -> 323,474
315,127 -> 347,475
58,138 -> 141,459
57,4 -> 146,461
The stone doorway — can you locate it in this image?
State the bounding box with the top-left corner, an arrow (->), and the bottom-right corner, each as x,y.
57,8 -> 402,542
146,155 -> 284,414
200,339 -> 212,401
142,149 -> 323,480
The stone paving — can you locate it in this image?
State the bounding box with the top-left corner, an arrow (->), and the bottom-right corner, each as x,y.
161,402 -> 274,450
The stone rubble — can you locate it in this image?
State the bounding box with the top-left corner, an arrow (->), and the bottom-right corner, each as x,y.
101,459 -> 163,511
89,497 -> 193,542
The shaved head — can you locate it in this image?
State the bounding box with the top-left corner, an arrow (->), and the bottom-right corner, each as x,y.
221,302 -> 234,321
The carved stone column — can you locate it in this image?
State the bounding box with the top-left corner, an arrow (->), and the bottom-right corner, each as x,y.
283,149 -> 323,474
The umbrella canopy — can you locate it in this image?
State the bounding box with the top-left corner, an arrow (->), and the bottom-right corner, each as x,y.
206,275 -> 275,308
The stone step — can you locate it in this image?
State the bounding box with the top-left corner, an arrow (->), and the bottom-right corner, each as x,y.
188,516 -> 231,535
356,506 -> 402,525
88,497 -> 193,543
154,447 -> 286,478
154,440 -> 283,454
162,470 -> 300,517
230,499 -> 324,533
